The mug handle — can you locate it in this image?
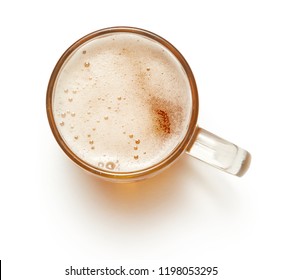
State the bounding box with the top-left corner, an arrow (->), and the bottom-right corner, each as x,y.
186,127 -> 251,176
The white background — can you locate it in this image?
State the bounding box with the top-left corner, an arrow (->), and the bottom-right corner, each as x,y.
1,0 -> 282,279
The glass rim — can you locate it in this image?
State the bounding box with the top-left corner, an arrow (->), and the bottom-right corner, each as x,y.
46,26 -> 199,180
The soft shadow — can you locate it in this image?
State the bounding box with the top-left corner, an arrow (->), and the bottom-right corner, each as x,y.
67,156 -> 200,218
64,152 -> 241,223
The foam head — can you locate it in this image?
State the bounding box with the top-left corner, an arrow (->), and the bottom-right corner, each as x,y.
52,31 -> 192,173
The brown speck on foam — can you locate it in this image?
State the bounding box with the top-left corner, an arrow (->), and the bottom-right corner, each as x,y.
149,96 -> 183,138
155,109 -> 170,134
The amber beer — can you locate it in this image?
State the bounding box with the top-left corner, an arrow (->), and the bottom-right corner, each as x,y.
52,31 -> 192,172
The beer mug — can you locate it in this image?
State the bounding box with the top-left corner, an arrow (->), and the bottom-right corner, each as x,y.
46,27 -> 251,182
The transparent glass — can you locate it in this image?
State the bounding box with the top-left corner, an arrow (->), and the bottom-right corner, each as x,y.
187,127 -> 251,176
46,26 -> 251,182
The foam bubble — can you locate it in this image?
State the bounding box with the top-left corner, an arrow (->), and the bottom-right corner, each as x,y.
84,62 -> 90,68
106,162 -> 116,170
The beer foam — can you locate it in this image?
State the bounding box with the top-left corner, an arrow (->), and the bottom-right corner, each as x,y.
52,32 -> 192,172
